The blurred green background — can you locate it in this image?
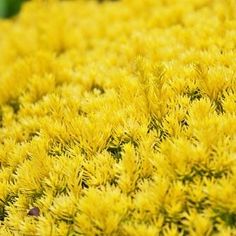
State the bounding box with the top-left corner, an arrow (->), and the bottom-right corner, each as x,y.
0,0 -> 25,18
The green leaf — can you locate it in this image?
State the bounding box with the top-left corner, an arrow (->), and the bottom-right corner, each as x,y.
0,0 -> 25,19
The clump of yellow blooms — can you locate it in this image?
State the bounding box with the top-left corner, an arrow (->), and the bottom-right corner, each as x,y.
0,0 -> 236,235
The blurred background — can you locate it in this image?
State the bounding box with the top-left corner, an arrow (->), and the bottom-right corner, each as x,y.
0,0 -> 116,18
0,0 -> 26,18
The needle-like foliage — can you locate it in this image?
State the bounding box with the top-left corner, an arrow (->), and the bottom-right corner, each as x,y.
0,0 -> 236,235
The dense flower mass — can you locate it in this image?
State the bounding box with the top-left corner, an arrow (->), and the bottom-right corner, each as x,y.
0,0 -> 236,235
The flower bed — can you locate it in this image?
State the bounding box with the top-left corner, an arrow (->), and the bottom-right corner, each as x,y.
0,0 -> 236,235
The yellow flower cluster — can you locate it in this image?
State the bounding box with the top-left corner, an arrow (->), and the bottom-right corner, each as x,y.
0,0 -> 236,235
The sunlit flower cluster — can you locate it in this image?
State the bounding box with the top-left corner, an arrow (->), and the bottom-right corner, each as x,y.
0,0 -> 236,235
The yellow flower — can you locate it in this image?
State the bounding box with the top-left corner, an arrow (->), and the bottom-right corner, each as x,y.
0,0 -> 236,234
